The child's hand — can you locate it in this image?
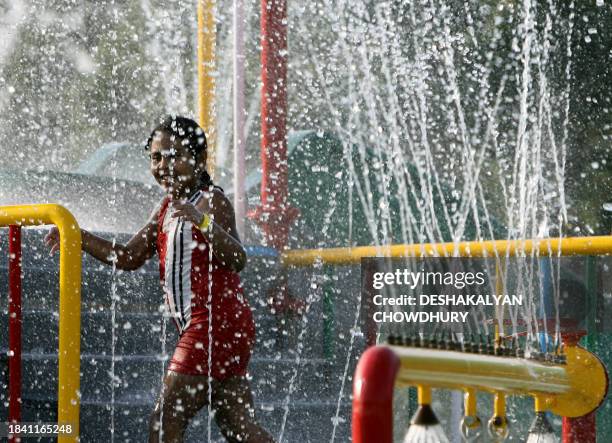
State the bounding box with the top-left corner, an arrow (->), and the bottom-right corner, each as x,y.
171,201 -> 206,226
44,227 -> 60,255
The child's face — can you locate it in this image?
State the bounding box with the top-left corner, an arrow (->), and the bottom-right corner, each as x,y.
149,130 -> 203,198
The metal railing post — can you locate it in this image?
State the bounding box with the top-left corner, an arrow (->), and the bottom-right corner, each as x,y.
0,204 -> 82,442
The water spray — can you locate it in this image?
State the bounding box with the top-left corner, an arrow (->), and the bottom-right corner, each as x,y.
403,386 -> 449,443
526,396 -> 558,443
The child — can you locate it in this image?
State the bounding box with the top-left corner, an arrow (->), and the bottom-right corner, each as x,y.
45,115 -> 275,443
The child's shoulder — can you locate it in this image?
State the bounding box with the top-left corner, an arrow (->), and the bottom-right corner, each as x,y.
200,185 -> 234,212
210,186 -> 233,207
202,184 -> 225,198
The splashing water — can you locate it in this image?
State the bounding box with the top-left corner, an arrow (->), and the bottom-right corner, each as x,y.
108,21 -> 120,435
287,0 -> 580,438
109,248 -> 118,443
0,0 -> 606,441
207,207 -> 214,443
277,157 -> 346,442
158,304 -> 169,443
292,0 -> 572,249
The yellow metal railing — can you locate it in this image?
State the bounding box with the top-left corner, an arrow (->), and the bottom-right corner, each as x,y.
389,342 -> 607,418
0,204 -> 81,442
281,235 -> 612,266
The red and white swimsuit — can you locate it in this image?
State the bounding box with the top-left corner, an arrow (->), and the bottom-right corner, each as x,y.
156,188 -> 255,379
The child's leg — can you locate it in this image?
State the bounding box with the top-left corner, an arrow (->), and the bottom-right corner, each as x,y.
212,376 -> 276,443
148,370 -> 209,443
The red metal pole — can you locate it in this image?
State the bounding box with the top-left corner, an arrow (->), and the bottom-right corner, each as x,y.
8,225 -> 22,439
251,0 -> 298,251
562,413 -> 596,443
352,346 -> 400,443
250,0 -> 300,317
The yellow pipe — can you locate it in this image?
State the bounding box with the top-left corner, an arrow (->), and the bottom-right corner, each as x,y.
197,0 -> 217,180
489,392 -> 509,439
281,235 -> 612,267
465,388 -> 477,416
0,204 -> 81,442
390,342 -> 607,418
493,392 -> 506,417
392,346 -> 569,395
417,385 -> 431,405
534,395 -> 547,413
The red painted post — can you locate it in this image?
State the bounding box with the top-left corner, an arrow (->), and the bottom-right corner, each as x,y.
560,331 -> 597,443
352,346 -> 400,443
562,413 -> 596,443
250,0 -> 299,317
251,0 -> 299,251
8,225 -> 22,440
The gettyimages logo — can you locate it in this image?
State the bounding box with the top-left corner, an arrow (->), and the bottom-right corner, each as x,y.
361,256 -> 593,329
362,257 -> 527,326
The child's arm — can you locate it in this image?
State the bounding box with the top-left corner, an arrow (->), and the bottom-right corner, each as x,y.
45,202 -> 161,271
171,190 -> 247,272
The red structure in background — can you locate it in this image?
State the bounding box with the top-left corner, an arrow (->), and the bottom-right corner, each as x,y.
563,414 -> 596,443
250,0 -> 298,251
8,225 -> 22,441
250,0 -> 300,315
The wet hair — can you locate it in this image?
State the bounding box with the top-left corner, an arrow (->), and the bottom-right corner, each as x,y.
145,115 -> 213,188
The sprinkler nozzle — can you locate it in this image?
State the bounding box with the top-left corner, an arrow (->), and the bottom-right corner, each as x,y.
478,334 -> 486,354
487,335 -> 495,355
460,415 -> 482,442
404,404 -> 450,443
438,331 -> 448,350
464,334 -> 475,353
430,333 -> 439,349
487,415 -> 510,442
413,334 -> 422,348
420,334 -> 430,348
449,333 -> 460,351
526,412 -> 558,443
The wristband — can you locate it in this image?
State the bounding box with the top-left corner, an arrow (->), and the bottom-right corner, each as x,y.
198,213 -> 212,232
